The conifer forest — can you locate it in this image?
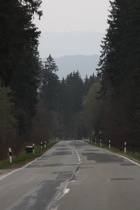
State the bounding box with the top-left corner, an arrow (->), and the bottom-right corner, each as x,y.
0,0 -> 140,160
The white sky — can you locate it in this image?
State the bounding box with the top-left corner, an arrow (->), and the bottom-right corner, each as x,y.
34,0 -> 110,57
35,0 -> 110,32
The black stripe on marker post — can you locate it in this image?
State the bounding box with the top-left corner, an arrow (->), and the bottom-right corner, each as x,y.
9,148 -> 12,163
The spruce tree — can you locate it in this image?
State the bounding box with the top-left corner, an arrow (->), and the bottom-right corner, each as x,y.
40,55 -> 60,138
0,0 -> 42,138
97,0 -> 140,150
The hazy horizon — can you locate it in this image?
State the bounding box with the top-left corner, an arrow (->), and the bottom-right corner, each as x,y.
38,31 -> 105,58
34,0 -> 110,58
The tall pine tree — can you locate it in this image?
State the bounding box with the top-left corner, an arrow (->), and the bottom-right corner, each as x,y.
0,0 -> 42,138
97,0 -> 140,150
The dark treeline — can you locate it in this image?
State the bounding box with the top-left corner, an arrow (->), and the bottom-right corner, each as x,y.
0,0 -> 42,159
96,0 -> 140,151
1,0 -> 140,160
34,55 -> 97,142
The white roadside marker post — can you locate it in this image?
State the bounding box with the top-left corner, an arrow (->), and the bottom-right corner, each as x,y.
100,139 -> 102,147
109,140 -> 111,149
9,148 -> 12,163
124,142 -> 127,153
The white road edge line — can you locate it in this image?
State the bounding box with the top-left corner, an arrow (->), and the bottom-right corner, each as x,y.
117,153 -> 140,167
0,157 -> 40,181
103,147 -> 140,167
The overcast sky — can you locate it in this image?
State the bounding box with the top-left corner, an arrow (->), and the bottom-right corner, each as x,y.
34,0 -> 110,58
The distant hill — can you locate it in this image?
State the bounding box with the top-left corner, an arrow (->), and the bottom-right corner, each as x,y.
38,31 -> 104,58
54,55 -> 99,79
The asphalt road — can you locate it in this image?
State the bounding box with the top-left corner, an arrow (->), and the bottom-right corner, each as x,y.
0,140 -> 140,210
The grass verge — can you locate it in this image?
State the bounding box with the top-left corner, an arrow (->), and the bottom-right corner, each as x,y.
0,141 -> 58,169
87,141 -> 140,164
